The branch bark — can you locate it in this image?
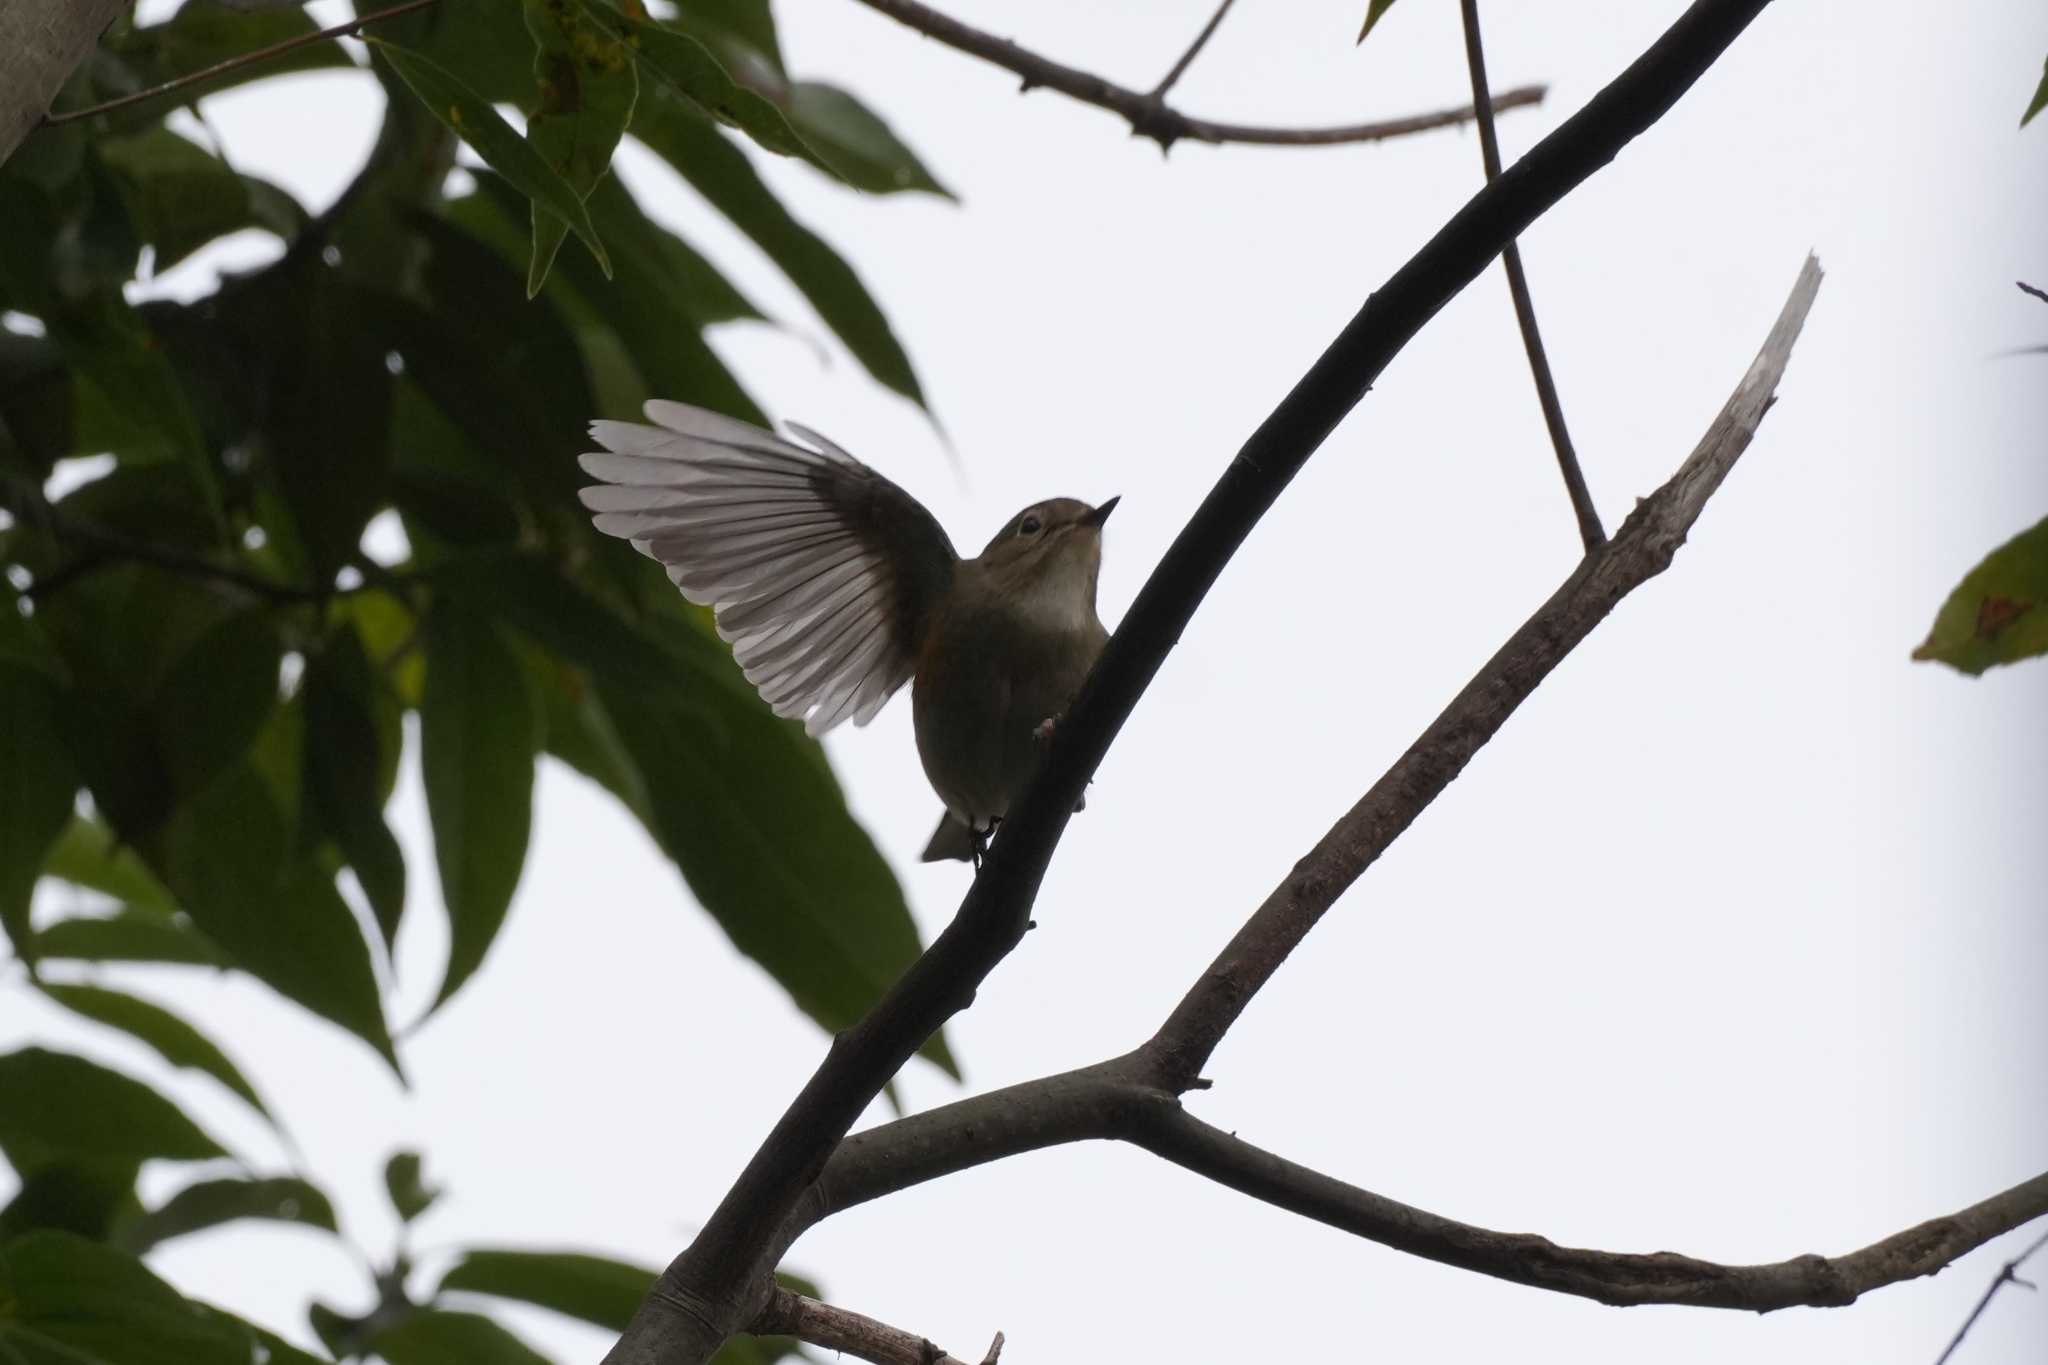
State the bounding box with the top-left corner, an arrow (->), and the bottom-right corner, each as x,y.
0,0 -> 128,165
604,3 -> 1781,1361
752,1288 -> 1003,1365
1458,0 -> 1605,552
851,0 -> 1544,149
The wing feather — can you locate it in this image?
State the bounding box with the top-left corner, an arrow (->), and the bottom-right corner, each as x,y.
578,401 -> 957,736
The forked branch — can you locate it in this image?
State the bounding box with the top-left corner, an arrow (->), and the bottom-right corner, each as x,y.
604,4 -> 1783,1362
850,0 -> 1545,149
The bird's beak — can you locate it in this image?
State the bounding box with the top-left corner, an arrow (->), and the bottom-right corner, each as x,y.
1083,496 -> 1120,528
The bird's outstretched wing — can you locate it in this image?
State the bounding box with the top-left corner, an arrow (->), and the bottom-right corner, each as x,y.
579,401 -> 957,735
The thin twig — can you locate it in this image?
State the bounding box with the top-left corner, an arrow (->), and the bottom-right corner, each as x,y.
1149,0 -> 1240,100
602,7 -> 1782,1363
2019,280 -> 2048,305
752,1288 -> 1002,1365
1933,1225 -> 2048,1365
38,0 -> 440,128
851,0 -> 1542,149
1458,0 -> 1604,552
25,520 -> 333,606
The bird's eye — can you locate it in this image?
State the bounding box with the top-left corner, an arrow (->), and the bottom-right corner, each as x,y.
1018,515 -> 1043,537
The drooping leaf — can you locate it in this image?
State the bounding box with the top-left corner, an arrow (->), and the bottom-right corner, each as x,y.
383,1150 -> 440,1224
667,0 -> 786,83
37,983 -> 270,1122
0,1048 -> 226,1170
0,177 -> 218,513
30,909 -> 227,969
0,330 -> 74,480
421,607 -> 539,1011
537,660 -> 650,821
151,608 -> 282,799
574,1 -> 839,179
465,172 -> 763,421
370,38 -> 612,281
301,625 -> 407,946
94,127 -> 306,272
114,1175 -> 337,1254
630,96 -> 927,404
219,248 -> 394,578
0,1160 -> 139,1242
1357,0 -> 1400,42
1912,516 -> 2048,673
785,82 -> 950,198
0,661 -> 78,953
435,1248 -> 655,1332
368,1309 -> 552,1365
40,816 -> 176,916
583,171 -> 766,324
523,0 -> 639,294
2025,55 -> 2048,126
598,679 -> 957,1076
0,1232 -> 324,1365
159,763 -> 398,1071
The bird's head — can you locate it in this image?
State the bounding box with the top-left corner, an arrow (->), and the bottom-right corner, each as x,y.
975,495 -> 1119,623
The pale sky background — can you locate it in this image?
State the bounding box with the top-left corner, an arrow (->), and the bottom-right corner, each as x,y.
7,2 -> 2047,1363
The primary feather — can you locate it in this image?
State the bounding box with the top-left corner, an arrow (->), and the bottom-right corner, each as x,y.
578,401 -> 957,736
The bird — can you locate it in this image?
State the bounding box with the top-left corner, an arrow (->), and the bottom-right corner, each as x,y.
576,400 -> 1117,865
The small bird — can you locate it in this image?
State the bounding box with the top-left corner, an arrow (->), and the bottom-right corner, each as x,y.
577,400 -> 1117,864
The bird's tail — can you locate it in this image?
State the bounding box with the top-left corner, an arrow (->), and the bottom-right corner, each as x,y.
919,812 -> 978,863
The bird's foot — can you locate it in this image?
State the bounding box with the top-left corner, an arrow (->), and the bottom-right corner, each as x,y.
1033,715 -> 1059,743
970,817 -> 1002,873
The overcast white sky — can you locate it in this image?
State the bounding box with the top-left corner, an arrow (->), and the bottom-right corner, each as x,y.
10,2 -> 2048,1363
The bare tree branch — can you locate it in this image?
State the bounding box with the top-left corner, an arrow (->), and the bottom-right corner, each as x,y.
603,5 -> 1781,1361
850,0 -> 1544,149
1458,0 -> 1604,552
1149,0 -> 1240,101
752,1287 -> 1003,1365
1933,1225 -> 2048,1365
2018,280 -> 2048,306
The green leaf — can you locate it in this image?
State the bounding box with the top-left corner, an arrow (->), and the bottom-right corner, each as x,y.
523,0 -> 639,294
2026,55 -> 2048,126
40,817 -> 176,915
0,662 -> 78,954
0,1232 -> 321,1365
1912,516 -> 2048,673
30,910 -> 227,969
368,1310 -> 552,1365
221,251 -> 394,578
0,1161 -> 139,1243
785,82 -> 950,198
159,764 -> 398,1072
584,172 -> 766,324
370,37 -> 612,284
1357,0 -> 1400,42
630,96 -> 927,405
114,1175 -> 337,1254
421,608 -> 539,1011
435,1248 -> 654,1332
0,180 -> 217,513
152,609 -> 281,799
537,661 -> 650,821
0,1048 -> 226,1170
466,172 -> 764,422
302,626 -> 407,946
0,331 -> 74,480
383,1151 -> 440,1224
598,679 -> 957,1076
37,983 -> 270,1122
94,128 -> 306,271
576,1 -> 839,179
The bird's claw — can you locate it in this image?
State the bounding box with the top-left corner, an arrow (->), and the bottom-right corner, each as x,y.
1033,715 -> 1058,743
